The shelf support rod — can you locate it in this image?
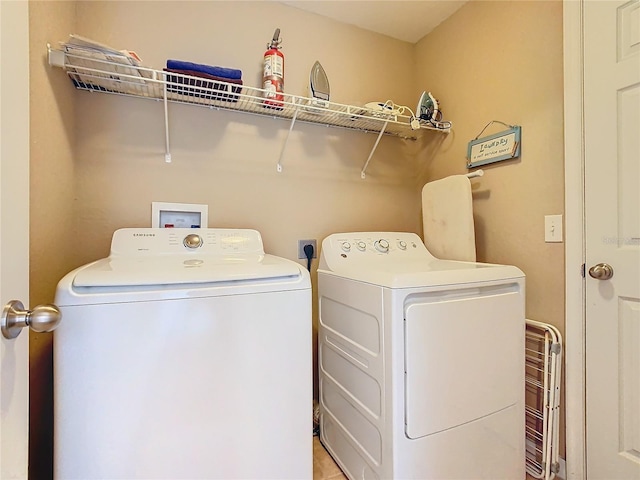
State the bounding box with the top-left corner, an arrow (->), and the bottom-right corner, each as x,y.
163,79 -> 172,163
277,109 -> 299,173
361,121 -> 388,179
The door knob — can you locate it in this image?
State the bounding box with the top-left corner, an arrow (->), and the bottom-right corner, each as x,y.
1,300 -> 62,339
588,263 -> 614,280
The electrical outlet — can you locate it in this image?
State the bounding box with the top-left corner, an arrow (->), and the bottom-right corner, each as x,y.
298,239 -> 317,259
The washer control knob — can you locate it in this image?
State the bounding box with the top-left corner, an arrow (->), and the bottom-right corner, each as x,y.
356,241 -> 367,251
341,242 -> 351,252
183,233 -> 203,249
374,239 -> 390,253
397,240 -> 407,250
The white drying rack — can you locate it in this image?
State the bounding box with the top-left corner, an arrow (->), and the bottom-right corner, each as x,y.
47,46 -> 449,176
525,318 -> 562,480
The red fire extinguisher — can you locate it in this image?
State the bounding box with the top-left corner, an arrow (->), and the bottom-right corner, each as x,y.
263,28 -> 284,107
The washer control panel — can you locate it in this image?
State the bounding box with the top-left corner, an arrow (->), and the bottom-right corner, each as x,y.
110,228 -> 265,256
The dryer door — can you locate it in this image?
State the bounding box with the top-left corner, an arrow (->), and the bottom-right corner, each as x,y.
404,281 -> 523,439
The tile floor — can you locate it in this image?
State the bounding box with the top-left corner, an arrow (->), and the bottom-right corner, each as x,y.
313,436 -> 347,480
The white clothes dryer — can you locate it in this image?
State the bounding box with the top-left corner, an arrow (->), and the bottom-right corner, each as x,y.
318,232 -> 525,480
54,228 -> 311,480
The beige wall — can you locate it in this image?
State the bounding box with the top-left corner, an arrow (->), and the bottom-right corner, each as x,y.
414,0 -> 566,456
69,0 -> 422,264
29,2 -> 76,479
28,0 -> 566,476
415,0 -> 565,327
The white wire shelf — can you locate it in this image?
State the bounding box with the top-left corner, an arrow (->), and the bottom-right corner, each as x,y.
48,46 -> 450,176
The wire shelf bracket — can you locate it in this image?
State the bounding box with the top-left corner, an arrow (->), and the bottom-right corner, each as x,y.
361,121 -> 388,179
276,109 -> 298,173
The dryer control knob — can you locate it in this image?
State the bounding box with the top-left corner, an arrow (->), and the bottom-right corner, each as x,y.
374,239 -> 389,253
183,233 -> 203,249
356,241 -> 367,251
397,240 -> 407,250
341,242 -> 351,252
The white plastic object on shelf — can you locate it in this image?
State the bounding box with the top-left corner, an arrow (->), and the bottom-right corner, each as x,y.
47,45 -> 450,175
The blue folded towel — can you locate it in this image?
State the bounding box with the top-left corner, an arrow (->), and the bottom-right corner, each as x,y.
166,60 -> 242,80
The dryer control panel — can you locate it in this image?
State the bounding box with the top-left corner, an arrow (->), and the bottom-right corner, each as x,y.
318,231 -> 523,295
319,232 -> 438,276
325,232 -> 427,258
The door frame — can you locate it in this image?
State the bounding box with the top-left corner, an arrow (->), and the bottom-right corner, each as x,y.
0,0 -> 31,477
563,1 -> 586,479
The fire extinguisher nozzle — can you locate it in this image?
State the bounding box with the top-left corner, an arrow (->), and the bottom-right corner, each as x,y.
269,28 -> 281,49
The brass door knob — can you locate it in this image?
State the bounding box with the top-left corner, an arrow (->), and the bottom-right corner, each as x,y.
588,263 -> 614,280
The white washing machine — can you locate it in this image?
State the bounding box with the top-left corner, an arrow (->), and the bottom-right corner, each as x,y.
318,232 -> 525,480
54,228 -> 311,480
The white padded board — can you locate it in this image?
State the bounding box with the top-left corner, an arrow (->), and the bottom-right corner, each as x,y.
421,175 -> 476,262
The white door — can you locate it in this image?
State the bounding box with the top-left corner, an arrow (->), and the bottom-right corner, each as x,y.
0,1 -> 30,478
584,0 -> 640,478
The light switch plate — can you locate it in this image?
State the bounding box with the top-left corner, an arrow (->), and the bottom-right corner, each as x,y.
545,215 -> 563,243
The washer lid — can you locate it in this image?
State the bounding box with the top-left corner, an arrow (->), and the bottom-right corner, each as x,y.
72,253 -> 302,288
69,228 -> 303,288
